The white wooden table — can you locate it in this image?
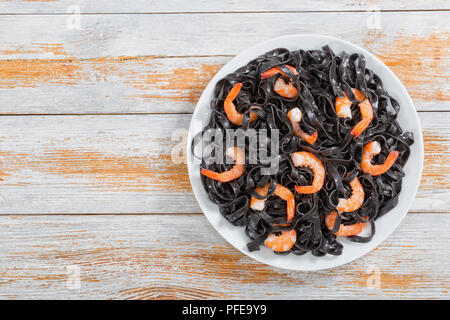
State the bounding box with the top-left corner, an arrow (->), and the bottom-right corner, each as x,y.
0,1 -> 449,299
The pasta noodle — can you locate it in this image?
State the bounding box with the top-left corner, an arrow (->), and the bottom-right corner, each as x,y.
192,46 -> 413,256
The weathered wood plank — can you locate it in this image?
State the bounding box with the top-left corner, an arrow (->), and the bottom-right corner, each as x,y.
0,12 -> 447,59
0,114 -> 194,214
0,113 -> 448,214
0,52 -> 447,115
0,213 -> 448,299
0,12 -> 447,113
0,56 -> 226,114
0,0 -> 449,13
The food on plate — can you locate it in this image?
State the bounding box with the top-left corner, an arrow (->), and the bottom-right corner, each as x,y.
193,46 -> 414,256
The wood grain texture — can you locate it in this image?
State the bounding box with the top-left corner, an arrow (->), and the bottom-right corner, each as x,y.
0,113 -> 448,214
0,12 -> 447,59
0,12 -> 448,114
0,214 -> 448,299
0,4 -> 448,300
0,0 -> 449,13
0,56 -> 226,114
0,114 -> 195,214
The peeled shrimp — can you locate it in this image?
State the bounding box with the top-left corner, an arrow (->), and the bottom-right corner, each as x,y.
272,78 -> 298,99
337,176 -> 364,212
261,65 -> 298,79
361,141 -> 399,176
335,89 -> 373,138
335,88 -> 365,118
264,229 -> 297,252
325,211 -> 366,237
250,183 -> 270,211
224,83 -> 258,126
287,108 -> 318,144
261,64 -> 299,99
291,152 -> 325,194
274,184 -> 296,221
250,182 -> 295,221
200,146 -> 245,182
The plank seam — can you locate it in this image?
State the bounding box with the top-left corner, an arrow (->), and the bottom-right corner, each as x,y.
0,54 -> 235,63
0,211 -> 446,216
0,9 -> 449,16
0,110 -> 448,116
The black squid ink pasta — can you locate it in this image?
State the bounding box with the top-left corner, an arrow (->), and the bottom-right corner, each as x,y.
191,46 -> 413,257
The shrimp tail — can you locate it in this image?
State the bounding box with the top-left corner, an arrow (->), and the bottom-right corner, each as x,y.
350,119 -> 371,138
200,168 -> 221,181
227,82 -> 242,100
304,130 -> 318,144
351,99 -> 373,138
385,150 -> 400,168
274,184 -> 295,221
261,68 -> 281,79
287,200 -> 295,221
261,65 -> 298,79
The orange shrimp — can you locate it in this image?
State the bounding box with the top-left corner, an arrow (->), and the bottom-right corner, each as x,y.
361,141 -> 399,176
337,176 -> 364,212
325,211 -> 366,237
250,182 -> 295,221
250,183 -> 270,211
335,88 -> 365,118
224,83 -> 258,126
273,78 -> 298,99
287,108 -> 318,144
261,65 -> 298,79
200,146 -> 245,182
261,64 -> 299,99
335,89 -> 373,138
274,184 -> 296,222
264,229 -> 297,252
291,152 -> 325,194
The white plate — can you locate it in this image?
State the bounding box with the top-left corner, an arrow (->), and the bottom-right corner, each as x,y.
186,34 -> 424,271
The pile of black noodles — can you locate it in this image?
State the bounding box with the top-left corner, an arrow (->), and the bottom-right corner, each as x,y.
193,46 -> 413,257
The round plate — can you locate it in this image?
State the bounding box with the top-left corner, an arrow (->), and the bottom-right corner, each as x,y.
186,34 -> 424,271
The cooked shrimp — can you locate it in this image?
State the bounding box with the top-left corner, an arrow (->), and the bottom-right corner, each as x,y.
200,146 -> 245,182
291,152 -> 325,194
350,98 -> 373,138
361,141 -> 399,176
273,78 -> 298,99
224,82 -> 258,126
261,65 -> 298,79
264,229 -> 297,252
337,176 -> 364,212
287,108 -> 318,144
250,182 -> 295,221
261,64 -> 299,98
325,211 -> 366,237
274,184 -> 296,221
250,183 -> 270,211
335,88 -> 365,118
335,88 -> 373,138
